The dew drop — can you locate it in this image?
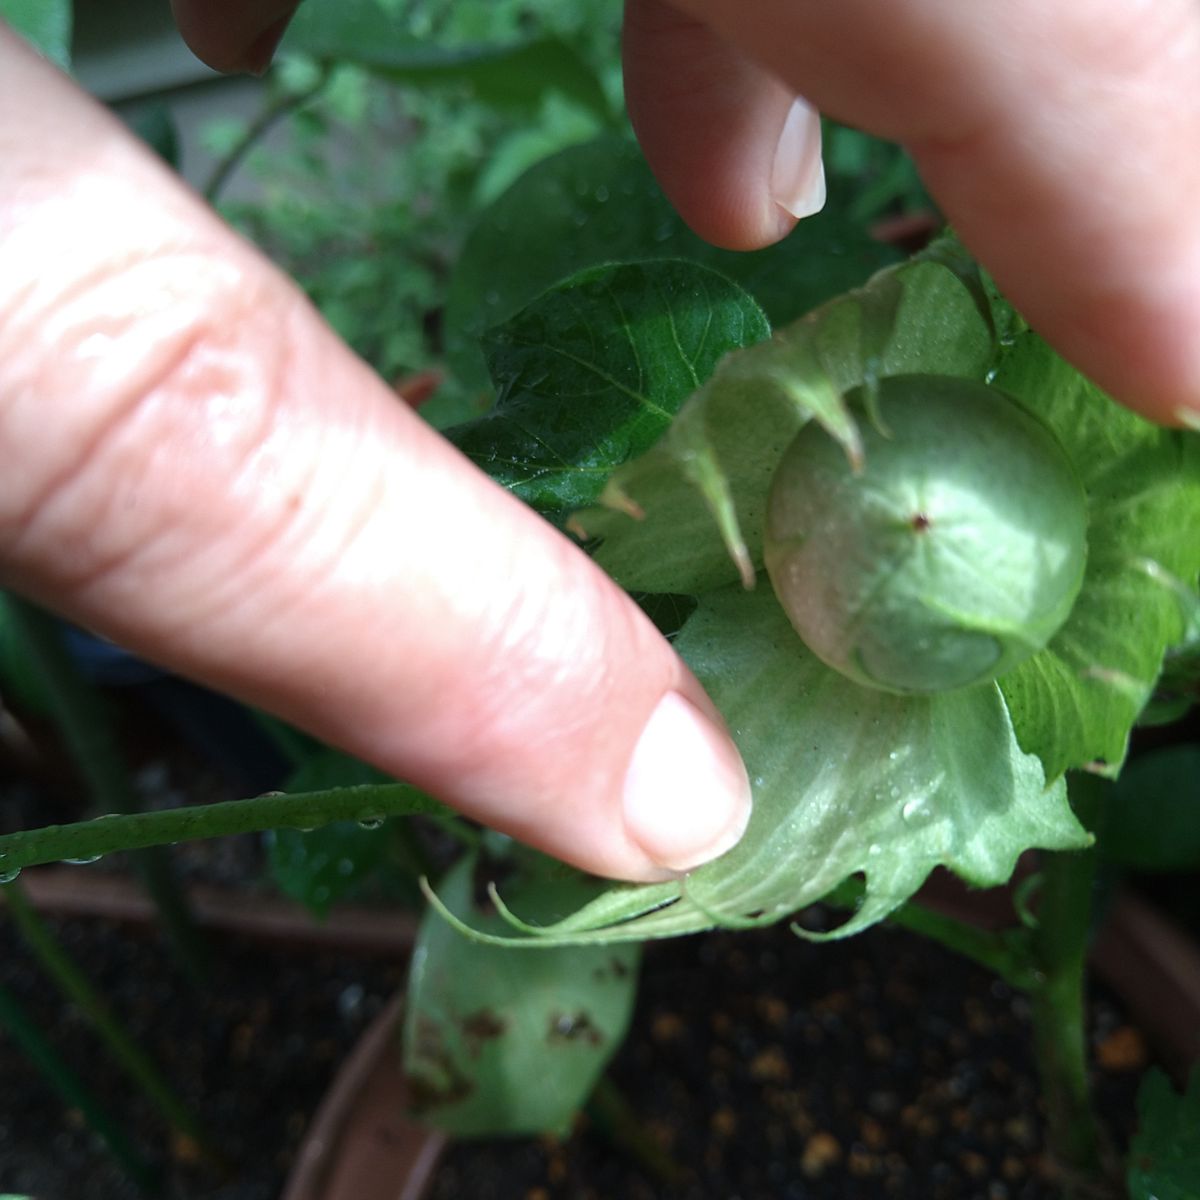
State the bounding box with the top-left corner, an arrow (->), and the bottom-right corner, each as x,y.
65,854 -> 102,866
901,797 -> 931,824
336,858 -> 355,877
357,816 -> 384,830
868,843 -> 882,857
594,185 -> 609,202
0,867 -> 21,884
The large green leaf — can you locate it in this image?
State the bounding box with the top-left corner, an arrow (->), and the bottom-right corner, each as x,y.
446,260 -> 770,517
403,856 -> 639,1135
1128,1069 -> 1200,1200
577,242 -> 996,592
0,0 -> 71,68
431,586 -> 1086,946
994,335 -> 1200,777
283,1 -> 609,120
444,136 -> 902,390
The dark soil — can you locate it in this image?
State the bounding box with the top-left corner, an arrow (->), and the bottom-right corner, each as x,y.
430,917 -> 1145,1200
0,680 -> 1160,1200
0,904 -> 408,1200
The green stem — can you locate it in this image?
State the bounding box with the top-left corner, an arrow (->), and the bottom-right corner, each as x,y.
3,878 -> 217,1166
585,1075 -> 685,1188
203,69 -> 331,203
8,599 -> 211,981
0,783 -> 446,874
1029,773 -> 1106,1195
0,981 -> 161,1194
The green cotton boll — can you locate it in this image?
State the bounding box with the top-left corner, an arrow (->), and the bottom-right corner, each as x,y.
764,374 -> 1089,695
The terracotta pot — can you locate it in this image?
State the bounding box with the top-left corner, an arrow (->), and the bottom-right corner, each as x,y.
282,991 -> 446,1200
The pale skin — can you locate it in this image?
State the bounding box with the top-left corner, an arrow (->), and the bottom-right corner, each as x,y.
1,1 -> 1198,881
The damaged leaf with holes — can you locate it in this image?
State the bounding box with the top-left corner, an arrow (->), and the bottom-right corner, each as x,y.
403,856 -> 640,1136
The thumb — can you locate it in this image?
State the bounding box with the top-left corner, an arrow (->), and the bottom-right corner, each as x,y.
0,29 -> 751,881
626,0 -> 1200,427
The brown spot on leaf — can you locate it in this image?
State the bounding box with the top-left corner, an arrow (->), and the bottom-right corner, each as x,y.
547,1011 -> 602,1047
460,1009 -> 507,1059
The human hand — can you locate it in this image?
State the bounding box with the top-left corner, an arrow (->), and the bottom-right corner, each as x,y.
0,23 -> 750,883
623,0 -> 1200,427
2,0 -> 1197,887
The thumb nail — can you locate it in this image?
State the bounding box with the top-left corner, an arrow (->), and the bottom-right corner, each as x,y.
771,97 -> 826,220
622,691 -> 752,873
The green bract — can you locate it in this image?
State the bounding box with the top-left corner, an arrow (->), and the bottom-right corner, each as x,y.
763,375 -> 1089,694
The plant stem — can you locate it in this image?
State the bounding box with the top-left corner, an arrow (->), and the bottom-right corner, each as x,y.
8,599 -> 211,982
3,878 -> 218,1167
1029,773 -> 1106,1195
203,69 -> 331,203
585,1075 -> 685,1188
0,782 -> 447,873
0,981 -> 161,1194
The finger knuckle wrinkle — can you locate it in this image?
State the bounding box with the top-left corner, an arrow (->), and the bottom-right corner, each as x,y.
0,248 -> 290,578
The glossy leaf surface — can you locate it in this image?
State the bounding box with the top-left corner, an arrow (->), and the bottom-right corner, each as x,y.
448,260 -> 769,517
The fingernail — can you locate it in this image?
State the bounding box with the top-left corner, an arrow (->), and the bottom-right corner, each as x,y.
623,691 -> 752,872
240,12 -> 294,76
771,97 -> 826,221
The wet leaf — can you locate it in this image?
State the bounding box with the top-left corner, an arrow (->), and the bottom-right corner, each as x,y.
429,587 -> 1086,946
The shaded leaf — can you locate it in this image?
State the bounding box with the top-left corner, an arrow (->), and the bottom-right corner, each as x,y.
1098,746 -> 1200,872
445,136 -> 901,390
995,336 -> 1200,777
403,856 -> 639,1135
1128,1069 -> 1200,1200
447,260 -> 769,516
266,750 -> 395,917
284,2 -> 609,120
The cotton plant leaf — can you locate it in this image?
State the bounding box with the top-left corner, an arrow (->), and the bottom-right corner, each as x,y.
994,334 -> 1200,778
444,135 -> 902,390
284,1 -> 610,121
446,260 -> 770,519
577,245 -> 997,593
1127,1068 -> 1200,1200
429,586 -> 1086,947
403,855 -> 640,1136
